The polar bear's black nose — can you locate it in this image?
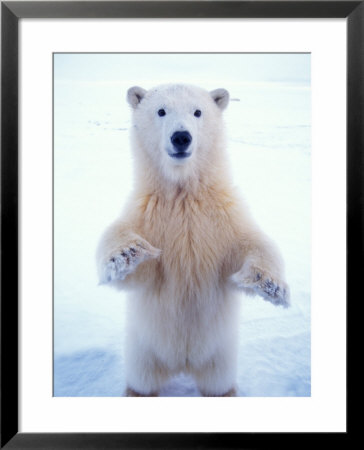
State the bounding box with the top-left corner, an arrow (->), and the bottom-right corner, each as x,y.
171,131 -> 192,152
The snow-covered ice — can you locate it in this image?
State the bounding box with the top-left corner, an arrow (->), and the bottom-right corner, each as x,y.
54,54 -> 311,397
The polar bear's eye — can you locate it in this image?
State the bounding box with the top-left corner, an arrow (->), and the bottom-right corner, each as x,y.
158,109 -> 166,117
194,110 -> 202,118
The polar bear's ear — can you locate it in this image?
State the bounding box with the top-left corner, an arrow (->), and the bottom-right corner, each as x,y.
210,88 -> 230,111
127,86 -> 147,108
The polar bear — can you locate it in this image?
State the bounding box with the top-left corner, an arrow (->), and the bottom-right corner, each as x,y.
97,84 -> 289,397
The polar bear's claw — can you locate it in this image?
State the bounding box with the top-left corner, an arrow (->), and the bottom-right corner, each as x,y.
231,265 -> 290,308
259,279 -> 289,307
101,241 -> 161,284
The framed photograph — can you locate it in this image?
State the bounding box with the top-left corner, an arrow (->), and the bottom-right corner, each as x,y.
1,1 -> 358,448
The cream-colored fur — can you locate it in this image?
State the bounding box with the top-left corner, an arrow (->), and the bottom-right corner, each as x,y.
97,84 -> 289,396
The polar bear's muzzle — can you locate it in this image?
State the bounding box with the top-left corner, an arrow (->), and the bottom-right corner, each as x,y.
169,131 -> 192,159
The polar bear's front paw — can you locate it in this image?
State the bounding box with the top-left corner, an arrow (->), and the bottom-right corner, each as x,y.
101,241 -> 161,284
231,264 -> 290,308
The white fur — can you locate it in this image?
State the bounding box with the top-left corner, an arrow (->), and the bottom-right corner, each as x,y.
97,84 -> 289,396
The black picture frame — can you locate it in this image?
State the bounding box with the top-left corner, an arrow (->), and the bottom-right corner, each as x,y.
1,1 -> 359,448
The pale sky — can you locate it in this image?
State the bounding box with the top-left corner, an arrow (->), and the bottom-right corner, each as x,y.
54,53 -> 310,86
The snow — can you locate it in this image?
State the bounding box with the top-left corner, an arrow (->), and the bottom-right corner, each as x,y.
54,54 -> 310,397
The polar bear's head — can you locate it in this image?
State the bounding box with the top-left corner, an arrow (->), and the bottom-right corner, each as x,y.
127,84 -> 229,184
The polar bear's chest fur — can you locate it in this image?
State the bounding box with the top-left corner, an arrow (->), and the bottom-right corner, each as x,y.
134,187 -> 241,303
